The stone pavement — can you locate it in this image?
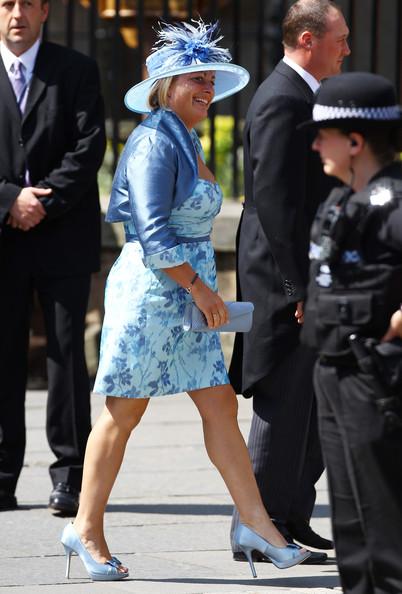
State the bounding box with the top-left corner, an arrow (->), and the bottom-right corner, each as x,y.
0,390 -> 341,594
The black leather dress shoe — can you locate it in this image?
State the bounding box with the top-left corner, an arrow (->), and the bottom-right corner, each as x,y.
233,549 -> 328,564
287,519 -> 334,550
0,492 -> 17,511
48,482 -> 79,516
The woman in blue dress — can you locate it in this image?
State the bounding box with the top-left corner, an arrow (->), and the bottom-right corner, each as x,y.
60,20 -> 310,581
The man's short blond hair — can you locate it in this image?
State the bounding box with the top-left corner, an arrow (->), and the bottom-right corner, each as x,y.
282,0 -> 342,49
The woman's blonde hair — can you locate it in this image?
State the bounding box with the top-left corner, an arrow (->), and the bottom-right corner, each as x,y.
147,76 -> 175,110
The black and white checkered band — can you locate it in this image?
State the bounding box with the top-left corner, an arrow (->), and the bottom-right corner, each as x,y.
313,104 -> 401,121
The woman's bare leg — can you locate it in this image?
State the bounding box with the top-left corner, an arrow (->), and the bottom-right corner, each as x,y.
73,396 -> 150,566
188,384 -> 288,547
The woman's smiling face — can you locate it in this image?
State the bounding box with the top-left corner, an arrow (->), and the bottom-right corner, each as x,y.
167,71 -> 216,129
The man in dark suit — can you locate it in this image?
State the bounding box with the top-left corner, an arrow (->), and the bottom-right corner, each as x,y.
230,0 -> 350,561
0,0 -> 106,513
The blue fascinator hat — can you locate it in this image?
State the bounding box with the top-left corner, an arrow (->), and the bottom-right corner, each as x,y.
124,19 -> 250,114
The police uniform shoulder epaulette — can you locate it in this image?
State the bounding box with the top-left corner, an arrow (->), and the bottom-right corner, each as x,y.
369,179 -> 402,204
366,169 -> 402,206
368,184 -> 395,207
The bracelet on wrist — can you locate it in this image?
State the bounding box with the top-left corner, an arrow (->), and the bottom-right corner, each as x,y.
185,272 -> 199,294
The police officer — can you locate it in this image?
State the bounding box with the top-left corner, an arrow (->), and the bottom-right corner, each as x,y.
300,72 -> 402,594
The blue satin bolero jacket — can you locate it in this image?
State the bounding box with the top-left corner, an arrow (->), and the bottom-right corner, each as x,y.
106,108 -> 202,269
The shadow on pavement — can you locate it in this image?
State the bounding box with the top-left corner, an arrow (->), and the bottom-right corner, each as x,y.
105,502 -> 331,518
106,503 -> 234,515
10,504 -> 49,511
133,575 -> 340,588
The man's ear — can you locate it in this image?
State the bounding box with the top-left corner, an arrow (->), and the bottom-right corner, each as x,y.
41,2 -> 50,24
299,31 -> 313,49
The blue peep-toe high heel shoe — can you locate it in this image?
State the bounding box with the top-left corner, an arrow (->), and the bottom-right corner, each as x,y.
234,523 -> 311,577
61,523 -> 129,581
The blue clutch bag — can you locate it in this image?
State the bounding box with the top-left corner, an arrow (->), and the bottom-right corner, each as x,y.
183,301 -> 254,333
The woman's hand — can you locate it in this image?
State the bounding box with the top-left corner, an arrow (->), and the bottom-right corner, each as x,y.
191,281 -> 228,329
161,263 -> 228,329
295,301 -> 304,325
381,308 -> 402,342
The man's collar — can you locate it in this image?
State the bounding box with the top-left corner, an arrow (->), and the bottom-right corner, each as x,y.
282,55 -> 320,94
0,38 -> 41,75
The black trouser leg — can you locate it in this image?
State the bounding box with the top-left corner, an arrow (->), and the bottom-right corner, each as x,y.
36,275 -> 92,491
314,363 -> 402,594
0,271 -> 32,495
231,343 -> 323,550
288,394 -> 324,525
314,363 -> 372,594
252,343 -> 321,523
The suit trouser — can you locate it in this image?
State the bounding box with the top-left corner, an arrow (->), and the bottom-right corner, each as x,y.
314,362 -> 402,594
231,343 -> 324,549
0,271 -> 92,495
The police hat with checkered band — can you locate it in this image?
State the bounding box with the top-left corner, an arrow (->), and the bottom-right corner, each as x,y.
300,72 -> 402,140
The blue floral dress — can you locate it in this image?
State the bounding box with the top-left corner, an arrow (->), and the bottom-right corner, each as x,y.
93,178 -> 229,398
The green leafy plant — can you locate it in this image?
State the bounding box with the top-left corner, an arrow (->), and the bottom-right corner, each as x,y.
198,115 -> 244,199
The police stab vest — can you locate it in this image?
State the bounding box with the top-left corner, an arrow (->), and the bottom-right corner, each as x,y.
302,166 -> 402,356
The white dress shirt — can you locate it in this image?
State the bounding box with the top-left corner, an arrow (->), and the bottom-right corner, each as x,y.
0,38 -> 41,112
1,40 -> 42,186
282,55 -> 320,94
